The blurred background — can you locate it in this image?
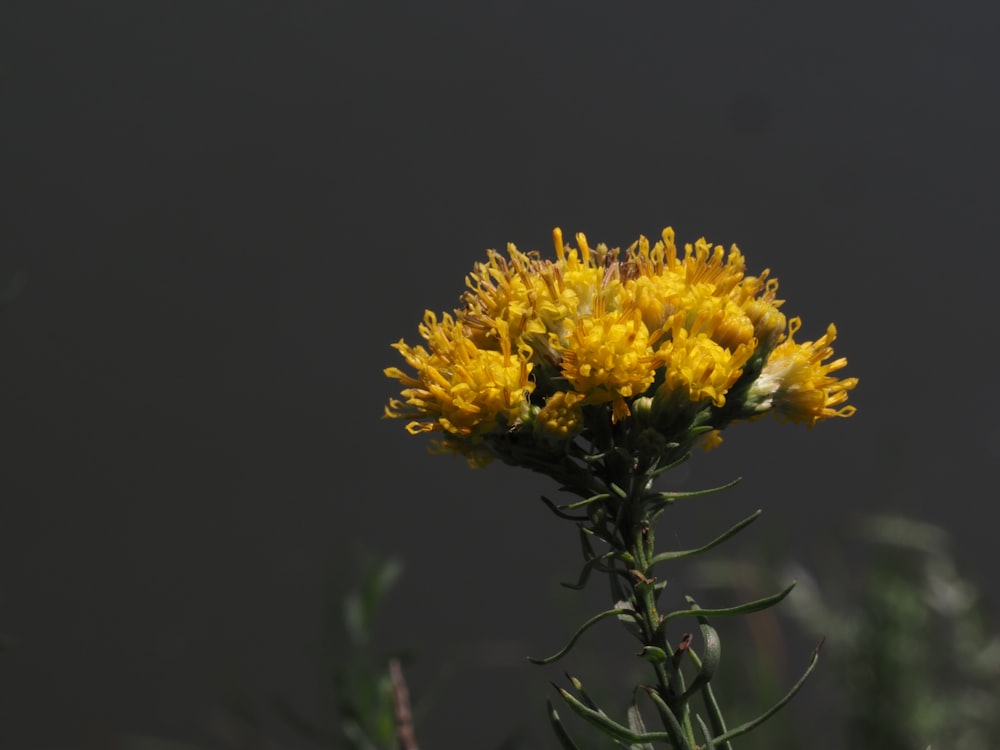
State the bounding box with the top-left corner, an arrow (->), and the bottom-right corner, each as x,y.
2,1 -> 999,748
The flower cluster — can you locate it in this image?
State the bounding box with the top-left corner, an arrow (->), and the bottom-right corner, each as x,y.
385,227 -> 856,471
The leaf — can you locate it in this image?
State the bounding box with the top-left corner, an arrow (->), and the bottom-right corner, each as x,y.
649,452 -> 692,479
528,608 -> 636,665
557,688 -> 673,745
626,703 -> 654,750
541,495 -> 588,521
678,619 -> 722,703
648,477 -> 742,504
710,639 -> 824,745
650,510 -> 762,565
562,551 -> 628,590
660,581 -> 796,624
637,687 -> 693,750
547,697 -> 584,750
562,492 -> 614,510
694,714 -> 718,750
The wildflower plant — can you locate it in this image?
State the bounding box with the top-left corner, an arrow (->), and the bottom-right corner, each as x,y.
385,226 -> 857,748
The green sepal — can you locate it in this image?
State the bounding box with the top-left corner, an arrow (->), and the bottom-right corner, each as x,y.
650,510 -> 762,565
547,697 -> 584,750
710,639 -> 824,745
660,581 -> 796,624
528,607 -> 637,665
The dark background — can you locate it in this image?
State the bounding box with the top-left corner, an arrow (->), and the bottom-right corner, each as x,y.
2,1 -> 999,748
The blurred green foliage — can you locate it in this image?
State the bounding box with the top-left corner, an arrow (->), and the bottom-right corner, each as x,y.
272,553 -> 406,749
693,514 -> 1000,750
121,553 -> 408,750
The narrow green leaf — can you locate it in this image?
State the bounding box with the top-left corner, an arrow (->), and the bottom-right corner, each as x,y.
685,649 -> 731,749
638,686 -> 693,750
649,477 -> 742,503
679,620 -> 721,703
562,551 -> 612,590
562,492 -> 613,510
541,495 -> 588,520
711,639 -> 824,745
694,714 -> 717,750
558,688 -> 673,744
577,524 -> 599,560
626,703 -> 655,750
650,510 -> 762,564
562,673 -> 608,717
661,581 -> 796,624
547,697 -> 584,750
649,452 -> 691,478
528,608 -> 635,665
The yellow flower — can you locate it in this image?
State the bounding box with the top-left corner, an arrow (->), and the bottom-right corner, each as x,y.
384,312 -> 534,438
623,229 -> 771,353
701,429 -> 725,451
656,319 -> 755,408
462,245 -> 546,348
753,317 -> 858,427
386,225 -> 856,466
525,229 -> 622,349
534,391 -> 586,440
559,306 -> 658,422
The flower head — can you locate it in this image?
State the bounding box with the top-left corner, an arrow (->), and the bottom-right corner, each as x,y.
559,307 -> 658,422
749,317 -> 859,427
384,312 -> 534,438
386,227 -> 857,469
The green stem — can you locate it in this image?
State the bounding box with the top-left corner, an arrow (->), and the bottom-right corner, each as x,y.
618,482 -> 698,750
